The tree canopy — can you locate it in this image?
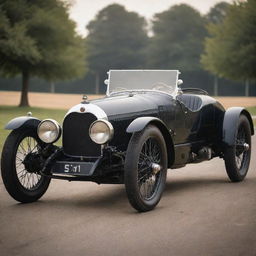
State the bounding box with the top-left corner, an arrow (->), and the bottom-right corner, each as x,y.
206,2 -> 231,24
86,4 -> 148,92
0,0 -> 86,106
148,4 -> 207,72
201,0 -> 256,82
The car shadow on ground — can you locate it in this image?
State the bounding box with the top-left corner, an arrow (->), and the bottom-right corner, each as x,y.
164,177 -> 229,196
8,176 -> 233,213
10,185 -> 127,212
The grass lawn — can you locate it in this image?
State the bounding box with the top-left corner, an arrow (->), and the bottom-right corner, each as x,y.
247,106 -> 256,126
0,106 -> 66,150
247,106 -> 256,115
0,105 -> 255,152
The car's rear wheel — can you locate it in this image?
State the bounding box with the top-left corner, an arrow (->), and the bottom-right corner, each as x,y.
224,115 -> 251,182
1,128 -> 51,203
124,125 -> 167,212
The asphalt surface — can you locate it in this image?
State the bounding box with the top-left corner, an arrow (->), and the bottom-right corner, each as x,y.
0,136 -> 256,256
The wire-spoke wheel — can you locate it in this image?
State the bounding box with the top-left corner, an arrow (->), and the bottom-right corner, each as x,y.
138,137 -> 162,200
16,135 -> 44,190
1,128 -> 51,203
125,125 -> 167,212
224,115 -> 252,182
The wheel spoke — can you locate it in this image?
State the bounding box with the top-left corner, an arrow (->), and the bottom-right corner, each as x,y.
137,137 -> 162,200
19,142 -> 27,154
17,168 -> 26,175
15,136 -> 42,190
235,124 -> 250,172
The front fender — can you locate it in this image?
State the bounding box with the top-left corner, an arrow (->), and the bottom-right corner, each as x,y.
126,117 -> 167,133
5,116 -> 41,130
126,117 -> 175,167
223,107 -> 254,146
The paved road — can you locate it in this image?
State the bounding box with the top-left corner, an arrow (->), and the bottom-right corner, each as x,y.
1,136 -> 255,256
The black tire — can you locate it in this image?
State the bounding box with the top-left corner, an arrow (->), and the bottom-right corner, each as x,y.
224,115 -> 252,182
1,128 -> 51,203
124,125 -> 167,212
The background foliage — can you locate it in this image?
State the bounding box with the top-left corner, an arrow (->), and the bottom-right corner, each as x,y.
86,4 -> 148,93
0,0 -> 256,100
201,0 -> 256,81
0,0 -> 86,106
148,4 -> 207,71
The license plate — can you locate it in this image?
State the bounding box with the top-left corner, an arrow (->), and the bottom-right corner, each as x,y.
52,161 -> 96,176
64,163 -> 81,174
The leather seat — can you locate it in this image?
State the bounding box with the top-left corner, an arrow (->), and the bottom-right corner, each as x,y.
177,94 -> 202,112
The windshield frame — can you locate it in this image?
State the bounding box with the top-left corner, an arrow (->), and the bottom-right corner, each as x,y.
106,70 -> 180,97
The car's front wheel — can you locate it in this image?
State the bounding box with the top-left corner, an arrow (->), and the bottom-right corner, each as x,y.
1,128 -> 51,203
124,125 -> 167,212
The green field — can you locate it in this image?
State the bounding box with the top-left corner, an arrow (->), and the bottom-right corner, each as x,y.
0,105 -> 255,151
247,106 -> 256,115
247,106 -> 256,126
0,106 -> 66,150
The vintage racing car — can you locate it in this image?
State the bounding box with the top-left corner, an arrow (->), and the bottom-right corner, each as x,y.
1,70 -> 254,212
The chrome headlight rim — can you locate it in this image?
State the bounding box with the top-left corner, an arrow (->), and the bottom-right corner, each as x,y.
37,119 -> 61,144
89,119 -> 114,145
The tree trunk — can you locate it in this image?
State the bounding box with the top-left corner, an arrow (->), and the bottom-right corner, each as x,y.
213,75 -> 218,96
19,71 -> 30,107
95,72 -> 100,94
50,82 -> 55,93
245,79 -> 249,97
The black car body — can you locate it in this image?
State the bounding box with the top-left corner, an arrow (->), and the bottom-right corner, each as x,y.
1,70 -> 254,211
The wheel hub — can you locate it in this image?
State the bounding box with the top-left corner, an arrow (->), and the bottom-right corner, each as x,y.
243,143 -> 250,151
236,142 -> 250,155
23,153 -> 42,173
151,163 -> 161,175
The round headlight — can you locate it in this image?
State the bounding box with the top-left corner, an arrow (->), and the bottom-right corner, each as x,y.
37,119 -> 61,143
89,120 -> 114,144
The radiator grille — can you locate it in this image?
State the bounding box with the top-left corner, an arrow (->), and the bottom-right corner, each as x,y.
63,112 -> 101,157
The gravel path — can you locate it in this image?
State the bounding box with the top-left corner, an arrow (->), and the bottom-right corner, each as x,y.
0,91 -> 256,109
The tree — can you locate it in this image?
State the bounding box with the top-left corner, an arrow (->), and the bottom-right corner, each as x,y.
86,4 -> 148,93
205,1 -> 231,96
0,0 -> 86,106
148,4 -> 207,71
206,2 -> 230,24
201,0 -> 256,96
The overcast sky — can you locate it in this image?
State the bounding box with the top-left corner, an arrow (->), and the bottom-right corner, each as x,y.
69,0 -> 233,36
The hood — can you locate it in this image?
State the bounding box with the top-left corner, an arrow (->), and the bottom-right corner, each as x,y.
91,92 -> 173,119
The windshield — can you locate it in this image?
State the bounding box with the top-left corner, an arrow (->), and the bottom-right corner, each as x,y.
106,70 -> 179,96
